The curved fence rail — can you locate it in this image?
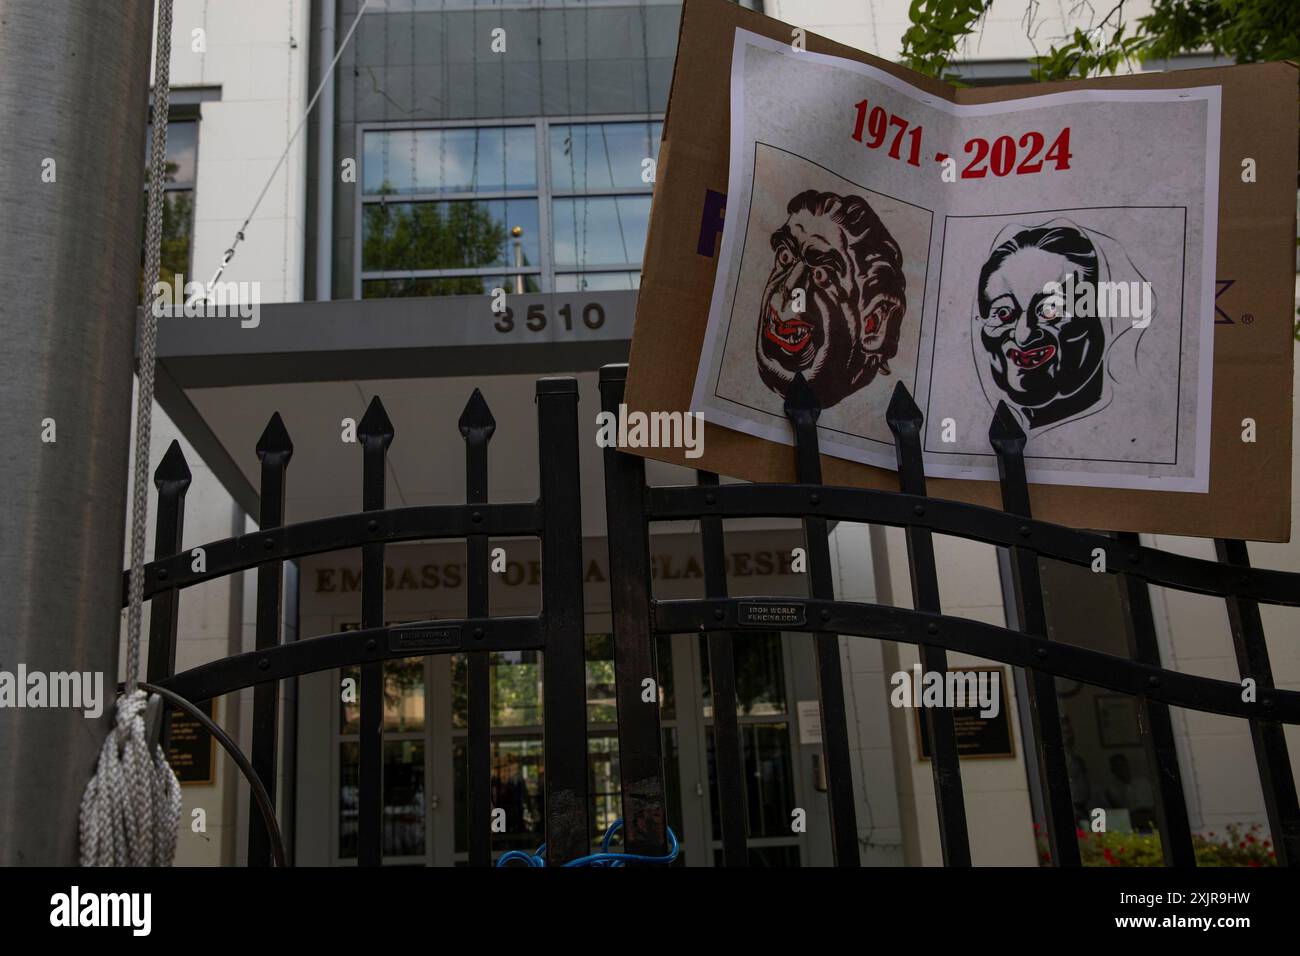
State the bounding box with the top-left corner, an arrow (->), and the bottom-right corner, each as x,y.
599,363 -> 1300,870
124,367 -> 1300,869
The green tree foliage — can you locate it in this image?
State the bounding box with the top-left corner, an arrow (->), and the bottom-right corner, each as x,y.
904,0 -> 1300,83
140,159 -> 194,301
362,180 -> 510,297
899,0 -> 996,82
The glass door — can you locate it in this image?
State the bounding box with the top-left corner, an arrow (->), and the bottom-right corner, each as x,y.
332,624 -> 826,866
432,622 -> 685,865
684,632 -> 815,866
334,621 -> 434,866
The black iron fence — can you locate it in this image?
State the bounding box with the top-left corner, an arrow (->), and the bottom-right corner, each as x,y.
125,379 -> 587,866
125,366 -> 1300,867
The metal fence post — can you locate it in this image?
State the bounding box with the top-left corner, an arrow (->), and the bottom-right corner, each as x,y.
783,373 -> 860,866
249,413 -> 293,867
989,403 -> 1080,866
147,441 -> 192,686
147,440 -> 192,753
460,390 -> 496,867
886,383 -> 971,866
598,365 -> 669,858
357,398 -> 393,867
698,470 -> 749,866
537,378 -> 589,863
1115,530 -> 1195,866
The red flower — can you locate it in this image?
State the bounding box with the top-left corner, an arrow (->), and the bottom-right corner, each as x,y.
1264,840 -> 1272,848
1246,834 -> 1255,844
1248,860 -> 1260,867
1239,842 -> 1247,848
1103,848 -> 1116,866
1118,847 -> 1125,854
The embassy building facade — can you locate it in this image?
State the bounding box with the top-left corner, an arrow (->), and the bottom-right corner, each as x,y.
136,0 -> 1300,866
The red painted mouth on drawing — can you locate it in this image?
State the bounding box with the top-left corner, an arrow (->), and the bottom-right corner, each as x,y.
764,305 -> 813,354
1008,344 -> 1055,369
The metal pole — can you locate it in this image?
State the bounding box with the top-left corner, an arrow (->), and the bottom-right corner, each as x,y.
0,0 -> 154,865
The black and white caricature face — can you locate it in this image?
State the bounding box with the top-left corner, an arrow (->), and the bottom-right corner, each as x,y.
756,190 -> 906,410
976,226 -> 1106,430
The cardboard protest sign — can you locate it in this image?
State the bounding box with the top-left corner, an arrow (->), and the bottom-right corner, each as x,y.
625,0 -> 1297,540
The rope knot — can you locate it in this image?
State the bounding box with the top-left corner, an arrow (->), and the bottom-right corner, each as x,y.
112,689 -> 147,752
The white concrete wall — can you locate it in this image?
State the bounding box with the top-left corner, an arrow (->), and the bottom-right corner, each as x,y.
870,526 -> 1040,865
158,0 -> 311,304
828,522 -> 906,865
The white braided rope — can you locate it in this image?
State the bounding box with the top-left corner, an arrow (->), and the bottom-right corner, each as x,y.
80,690 -> 183,867
126,0 -> 174,693
79,0 -> 182,868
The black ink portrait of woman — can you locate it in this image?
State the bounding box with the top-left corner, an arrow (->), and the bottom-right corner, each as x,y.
756,190 -> 907,410
973,222 -> 1150,433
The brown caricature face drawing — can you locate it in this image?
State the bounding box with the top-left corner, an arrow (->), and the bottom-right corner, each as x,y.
756,190 -> 906,409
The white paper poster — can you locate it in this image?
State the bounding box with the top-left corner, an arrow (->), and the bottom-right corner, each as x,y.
691,30 -> 1220,492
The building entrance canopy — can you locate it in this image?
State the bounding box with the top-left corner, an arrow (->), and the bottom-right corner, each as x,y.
151,290 -> 643,523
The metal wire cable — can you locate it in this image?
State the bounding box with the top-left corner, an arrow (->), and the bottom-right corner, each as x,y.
201,0 -> 371,294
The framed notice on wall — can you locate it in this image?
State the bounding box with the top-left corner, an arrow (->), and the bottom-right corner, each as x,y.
167,697 -> 217,786
914,667 -> 1016,761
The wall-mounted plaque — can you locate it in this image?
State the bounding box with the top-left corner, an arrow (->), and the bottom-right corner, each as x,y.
915,667 -> 1016,761
168,697 -> 217,786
